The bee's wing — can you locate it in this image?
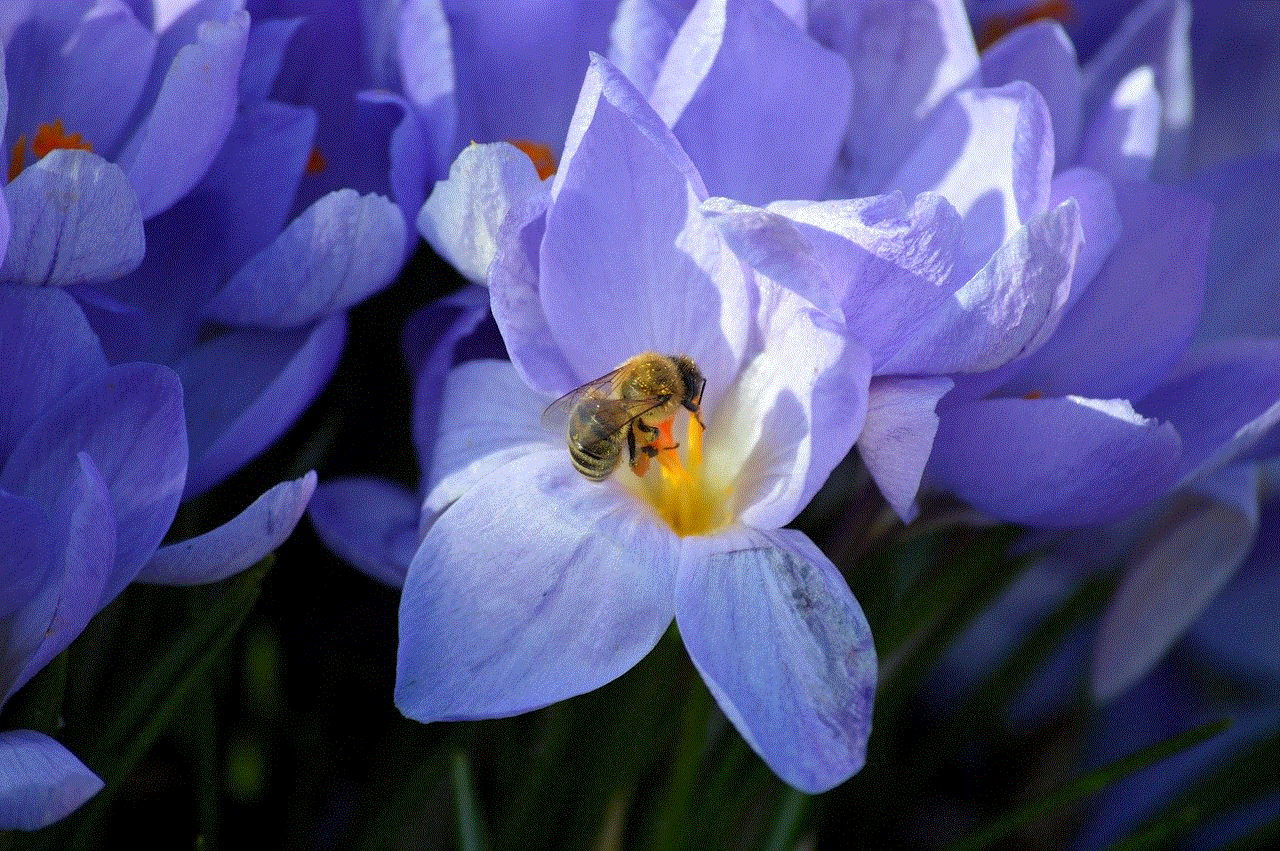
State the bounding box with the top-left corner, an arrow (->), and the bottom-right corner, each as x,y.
539,367 -> 627,430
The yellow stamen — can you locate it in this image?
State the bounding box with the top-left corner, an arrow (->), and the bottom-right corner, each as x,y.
634,415 -> 721,538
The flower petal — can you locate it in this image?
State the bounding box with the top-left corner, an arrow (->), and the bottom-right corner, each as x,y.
857,375 -> 955,522
488,193 -> 579,396
0,492 -> 54,619
709,284 -> 870,530
1078,66 -> 1162,181
177,315 -> 345,498
1190,495 -> 1280,688
2,453 -> 115,703
402,284 -> 497,460
185,98 -> 317,273
607,0 -> 696,96
0,288 -> 106,462
1,150 -> 144,287
307,476 -> 421,589
929,395 -> 1181,527
203,190 -> 405,328
761,193 -> 966,368
980,20 -> 1083,166
239,17 -> 304,104
417,142 -> 546,284
1137,338 -> 1280,481
878,198 -> 1080,375
1,364 -> 185,597
1081,0 -> 1191,171
0,730 -> 103,832
9,0 -> 157,157
1046,166 -> 1121,314
396,448 -> 679,722
424,359 -> 554,514
445,0 -> 616,151
890,81 -> 1054,278
540,55 -> 749,403
810,0 -> 979,195
1092,463 -> 1261,703
118,10 -> 249,218
138,472 -> 317,585
700,196 -> 844,320
675,525 -> 876,794
997,181 -> 1210,402
1191,155 -> 1280,341
650,0 -> 852,204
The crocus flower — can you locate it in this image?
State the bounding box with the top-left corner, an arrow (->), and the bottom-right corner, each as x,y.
0,287 -> 187,829
386,57 -> 880,794
247,0 -> 623,239
0,5 -> 407,589
963,1 -> 1280,701
1,1 -> 249,289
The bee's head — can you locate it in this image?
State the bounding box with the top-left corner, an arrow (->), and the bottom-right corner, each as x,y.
671,355 -> 705,414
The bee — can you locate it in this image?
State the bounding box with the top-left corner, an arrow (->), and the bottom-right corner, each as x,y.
542,353 -> 706,481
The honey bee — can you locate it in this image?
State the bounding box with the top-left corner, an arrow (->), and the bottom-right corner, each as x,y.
542,353 -> 706,481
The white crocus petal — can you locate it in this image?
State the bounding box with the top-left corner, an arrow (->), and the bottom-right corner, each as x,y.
424,359 -> 556,514
858,375 -> 955,522
397,449 -> 679,722
676,525 -> 876,794
417,142 -> 548,284
701,282 -> 869,532
1091,464 -> 1261,703
539,55 -> 749,411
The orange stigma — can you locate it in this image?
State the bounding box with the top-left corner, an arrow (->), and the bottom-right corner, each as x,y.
9,121 -> 93,181
508,139 -> 557,180
977,0 -> 1073,51
306,147 -> 326,174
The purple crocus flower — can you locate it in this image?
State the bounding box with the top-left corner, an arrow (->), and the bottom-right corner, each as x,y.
921,1 -> 1280,708
0,5 -> 405,588
247,0 -> 622,237
0,287 -> 187,829
1,1 -> 250,289
390,57 -> 877,794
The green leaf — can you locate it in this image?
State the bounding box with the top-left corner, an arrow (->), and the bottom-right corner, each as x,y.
946,718 -> 1231,851
452,750 -> 492,851
56,558 -> 272,851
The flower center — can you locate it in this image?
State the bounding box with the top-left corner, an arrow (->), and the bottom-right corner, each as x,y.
508,139 -> 558,180
626,414 -> 727,537
9,120 -> 93,181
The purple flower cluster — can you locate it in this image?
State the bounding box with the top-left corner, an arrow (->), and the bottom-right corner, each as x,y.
308,0 -> 1280,796
1,0 -> 410,828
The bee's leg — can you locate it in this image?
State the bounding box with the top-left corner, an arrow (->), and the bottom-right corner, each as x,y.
681,399 -> 705,428
629,424 -> 656,476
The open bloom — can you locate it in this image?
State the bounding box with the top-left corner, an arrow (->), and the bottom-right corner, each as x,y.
1,1 -> 249,288
0,5 -> 406,588
0,287 -> 187,829
390,57 -> 877,793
